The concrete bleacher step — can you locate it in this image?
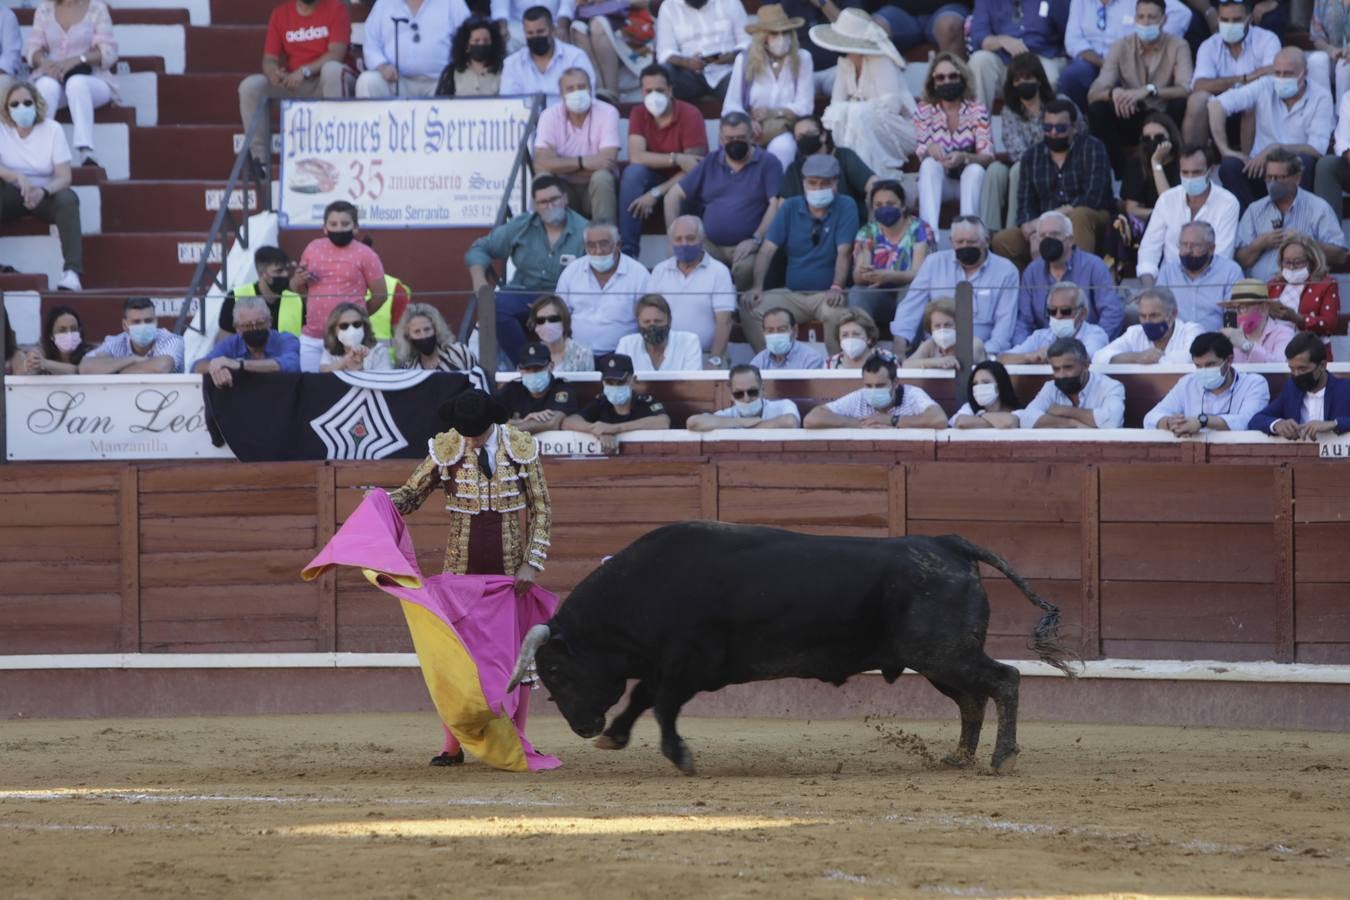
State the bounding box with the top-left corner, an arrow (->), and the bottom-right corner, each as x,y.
12,6 -> 190,25
0,273 -> 49,295
79,232 -> 224,289
156,74 -> 251,125
99,179 -> 263,232
185,26 -> 266,74
129,125 -> 248,179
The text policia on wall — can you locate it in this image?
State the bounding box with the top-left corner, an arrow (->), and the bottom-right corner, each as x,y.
278,96 -> 536,230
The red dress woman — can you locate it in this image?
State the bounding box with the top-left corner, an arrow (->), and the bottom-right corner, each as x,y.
1268,234 -> 1340,360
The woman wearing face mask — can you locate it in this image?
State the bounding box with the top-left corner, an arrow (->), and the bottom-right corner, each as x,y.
395,302 -> 490,390
319,302 -> 391,372
0,81 -> 85,291
1267,234 -> 1340,359
293,200 -> 388,372
914,52 -> 992,236
613,293 -> 703,372
1221,285 -> 1296,365
722,5 -> 815,171
31,305 -> 93,374
436,18 -> 504,97
526,294 -> 594,372
903,297 -> 987,369
824,308 -> 895,370
1106,112 -> 1181,279
950,360 -> 1022,429
850,180 -> 933,328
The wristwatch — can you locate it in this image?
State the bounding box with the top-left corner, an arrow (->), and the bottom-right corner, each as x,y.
1146,83 -> 1158,97
706,355 -> 723,366
1198,413 -> 1209,430
890,410 -> 902,427
79,54 -> 88,65
650,186 -> 664,199
301,65 -> 314,79
1241,339 -> 1253,353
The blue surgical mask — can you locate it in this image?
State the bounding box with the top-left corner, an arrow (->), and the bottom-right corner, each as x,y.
673,243 -> 703,264
588,252 -> 617,273
1273,76 -> 1300,99
1141,320 -> 1170,342
520,370 -> 551,394
873,205 -> 902,227
1196,364 -> 1227,390
11,104 -> 37,129
128,323 -> 157,347
1182,175 -> 1209,197
805,188 -> 835,209
863,386 -> 893,409
1218,21 -> 1246,44
764,332 -> 793,355
603,383 -> 632,406
1135,23 -> 1160,42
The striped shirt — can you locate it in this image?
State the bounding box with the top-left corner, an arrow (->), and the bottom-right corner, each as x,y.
914,100 -> 993,160
87,329 -> 184,373
825,385 -> 938,421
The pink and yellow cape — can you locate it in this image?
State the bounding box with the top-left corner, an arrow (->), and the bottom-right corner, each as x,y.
302,490 -> 561,772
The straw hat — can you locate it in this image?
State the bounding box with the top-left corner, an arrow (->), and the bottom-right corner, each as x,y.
746,4 -> 805,34
1220,278 -> 1271,307
809,8 -> 906,69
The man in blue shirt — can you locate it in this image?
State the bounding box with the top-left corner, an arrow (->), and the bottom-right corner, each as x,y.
749,307 -> 825,370
192,295 -> 301,388
1013,210 -> 1122,341
740,154 -> 857,356
967,0 -> 1070,109
1143,331 -> 1269,433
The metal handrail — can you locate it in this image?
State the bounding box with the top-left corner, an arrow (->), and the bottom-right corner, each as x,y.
175,98 -> 274,336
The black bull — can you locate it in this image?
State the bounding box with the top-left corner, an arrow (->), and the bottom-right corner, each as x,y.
507,522 -> 1077,775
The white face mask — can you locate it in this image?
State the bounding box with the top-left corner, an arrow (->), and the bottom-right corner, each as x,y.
839,336 -> 869,360
54,332 -> 82,353
588,252 -> 616,273
643,90 -> 670,117
734,397 -> 764,417
931,326 -> 956,350
972,381 -> 999,408
536,321 -> 564,344
766,34 -> 792,57
1218,21 -> 1246,44
564,89 -> 593,114
1282,267 -> 1309,285
1048,316 -> 1077,338
337,324 -> 365,348
1197,364 -> 1227,391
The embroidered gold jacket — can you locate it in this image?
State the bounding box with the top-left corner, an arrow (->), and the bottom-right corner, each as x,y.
387,424 -> 551,576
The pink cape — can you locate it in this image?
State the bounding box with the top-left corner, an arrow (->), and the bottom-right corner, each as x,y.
302,490 -> 561,772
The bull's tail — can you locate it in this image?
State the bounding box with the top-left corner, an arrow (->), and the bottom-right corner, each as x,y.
944,535 -> 1080,677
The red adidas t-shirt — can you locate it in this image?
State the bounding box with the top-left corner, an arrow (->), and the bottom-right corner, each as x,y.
264,0 -> 351,71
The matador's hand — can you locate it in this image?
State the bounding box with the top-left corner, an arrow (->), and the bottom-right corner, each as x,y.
513,563 -> 536,597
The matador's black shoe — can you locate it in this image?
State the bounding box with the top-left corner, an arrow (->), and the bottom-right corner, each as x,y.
430,749 -> 465,767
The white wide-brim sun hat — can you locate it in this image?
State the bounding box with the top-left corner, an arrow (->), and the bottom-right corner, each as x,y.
809,7 -> 906,70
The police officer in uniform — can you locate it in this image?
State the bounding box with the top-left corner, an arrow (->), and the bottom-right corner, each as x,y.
562,353 -> 672,452
498,342 -> 580,433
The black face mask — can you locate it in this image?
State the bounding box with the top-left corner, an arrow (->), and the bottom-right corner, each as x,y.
411,335 -> 439,356
933,79 -> 965,102
641,325 -> 670,346
526,35 -> 553,57
1180,252 -> 1211,273
242,328 -> 270,349
954,245 -> 982,267
1038,237 -> 1064,264
467,44 -> 494,63
1045,135 -> 1071,152
1140,135 -> 1165,154
686,0 -> 708,8
796,133 -> 823,156
724,139 -> 750,161
326,229 -> 355,247
1293,368 -> 1323,392
1054,374 -> 1083,396
1014,81 -> 1040,100
267,275 -> 291,294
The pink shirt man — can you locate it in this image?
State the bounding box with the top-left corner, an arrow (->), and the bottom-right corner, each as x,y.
533,98 -> 621,184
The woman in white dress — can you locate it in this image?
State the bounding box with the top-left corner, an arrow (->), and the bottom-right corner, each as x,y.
722,4 -> 815,171
810,8 -> 916,180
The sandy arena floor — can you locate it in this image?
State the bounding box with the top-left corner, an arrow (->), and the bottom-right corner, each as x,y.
0,712 -> 1346,898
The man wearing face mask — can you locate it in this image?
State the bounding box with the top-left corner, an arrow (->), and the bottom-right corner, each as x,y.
741,154 -> 858,356
804,355 -> 948,429
777,115 -> 875,224
1018,337 -> 1125,429
1137,145 -> 1240,284
81,296 -> 185,374
618,64 -> 708,259
1000,281 -> 1109,364
1014,210 -> 1122,342
686,364 -> 801,431
562,352 -> 671,452
1092,286 -> 1202,365
647,216 -> 735,367
497,342 -> 580,433
895,215 -> 1019,357
665,112 -> 784,291
1250,331 -> 1350,440
1233,149 -> 1348,282
1153,220 -> 1243,330
750,306 -> 824,370
192,296 -> 301,388
1144,331 -> 1269,433
492,0 -> 574,54
1209,47 -> 1332,213
614,293 -> 704,372
218,246 -> 306,337
655,0 -> 751,102
553,222 -> 650,356
1182,0 -> 1279,147
532,67 -> 619,223
1085,0 -> 1192,178
499,5 -> 596,103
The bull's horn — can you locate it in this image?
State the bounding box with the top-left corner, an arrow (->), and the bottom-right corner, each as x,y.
505,624 -> 551,692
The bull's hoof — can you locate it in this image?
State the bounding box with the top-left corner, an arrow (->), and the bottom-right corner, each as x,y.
665,743 -> 696,776
991,748 -> 1020,775
941,752 -> 975,769
594,733 -> 629,750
